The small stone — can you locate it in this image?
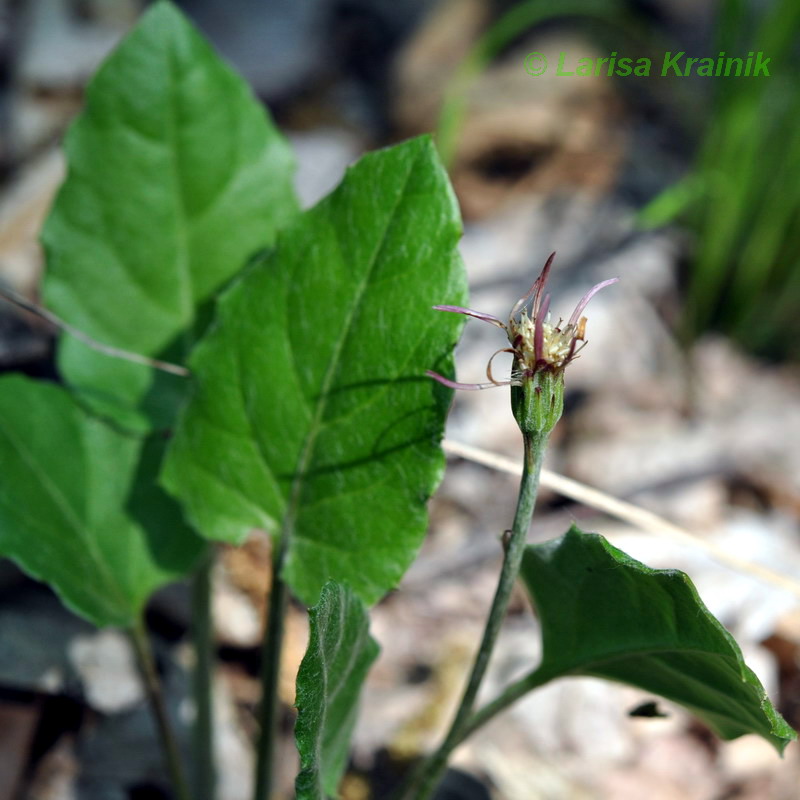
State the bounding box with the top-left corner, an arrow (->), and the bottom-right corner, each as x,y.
67,630 -> 142,714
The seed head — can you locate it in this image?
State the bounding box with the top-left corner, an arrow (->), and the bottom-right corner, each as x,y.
428,253 -> 618,391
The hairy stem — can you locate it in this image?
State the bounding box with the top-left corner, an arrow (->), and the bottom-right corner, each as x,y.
191,550 -> 216,800
399,432 -> 547,800
253,545 -> 290,800
130,617 -> 191,800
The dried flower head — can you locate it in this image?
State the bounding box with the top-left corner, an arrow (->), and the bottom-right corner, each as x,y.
428,252 -> 618,391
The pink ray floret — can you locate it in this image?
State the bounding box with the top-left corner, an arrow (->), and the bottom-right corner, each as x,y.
432,305 -> 507,329
567,278 -> 620,327
533,293 -> 551,365
510,251 -> 555,321
425,370 -> 511,391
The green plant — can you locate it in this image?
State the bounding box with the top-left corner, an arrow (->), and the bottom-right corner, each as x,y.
0,4 -> 794,800
639,0 -> 800,359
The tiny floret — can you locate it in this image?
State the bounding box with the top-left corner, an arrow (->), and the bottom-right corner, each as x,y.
428,253 -> 618,391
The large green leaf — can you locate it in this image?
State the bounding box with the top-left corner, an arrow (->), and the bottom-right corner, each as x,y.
520,526 -> 796,752
161,135 -> 467,605
41,0 -> 298,432
0,375 -> 204,627
295,581 -> 379,800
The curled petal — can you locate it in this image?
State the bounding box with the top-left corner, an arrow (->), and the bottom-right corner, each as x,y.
567,277 -> 619,327
486,347 -> 515,385
531,252 -> 557,318
566,337 -> 587,363
426,370 -> 510,391
534,293 -> 551,364
432,305 -> 507,329
511,251 -> 556,321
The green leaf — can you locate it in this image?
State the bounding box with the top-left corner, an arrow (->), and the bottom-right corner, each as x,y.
521,526 -> 796,753
42,0 -> 298,432
161,135 -> 467,605
294,581 -> 379,800
634,173 -> 704,230
0,374 -> 204,627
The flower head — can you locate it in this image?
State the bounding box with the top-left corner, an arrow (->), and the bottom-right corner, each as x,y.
428,252 -> 618,391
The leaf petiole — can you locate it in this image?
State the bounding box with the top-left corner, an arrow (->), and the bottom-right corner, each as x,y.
191,550 -> 216,800
253,544 -> 290,800
130,617 -> 191,800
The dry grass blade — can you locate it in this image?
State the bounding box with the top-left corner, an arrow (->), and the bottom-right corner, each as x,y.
0,285 -> 190,377
443,439 -> 800,602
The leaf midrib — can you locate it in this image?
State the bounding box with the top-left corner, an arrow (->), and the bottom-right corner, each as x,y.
555,645 -> 764,717
276,150 -> 422,556
164,35 -> 194,356
583,659 -> 774,734
552,643 -> 741,677
0,420 -> 130,613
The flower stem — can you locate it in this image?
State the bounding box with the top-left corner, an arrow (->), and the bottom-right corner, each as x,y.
191,549 -> 216,800
253,545 -> 289,800
130,617 -> 191,800
398,432 -> 548,800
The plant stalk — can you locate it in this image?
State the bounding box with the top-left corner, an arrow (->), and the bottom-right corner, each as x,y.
191,549 -> 216,800
399,432 -> 547,800
130,617 -> 191,800
253,543 -> 290,800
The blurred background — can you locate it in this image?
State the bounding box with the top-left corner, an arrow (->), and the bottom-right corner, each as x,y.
0,1 -> 799,798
